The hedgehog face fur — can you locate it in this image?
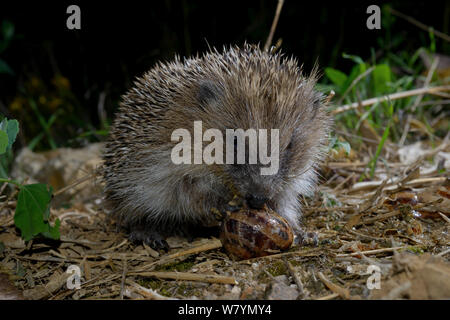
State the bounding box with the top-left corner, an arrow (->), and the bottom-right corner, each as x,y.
103,44 -> 332,248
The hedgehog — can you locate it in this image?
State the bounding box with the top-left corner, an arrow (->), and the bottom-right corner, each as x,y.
103,44 -> 332,249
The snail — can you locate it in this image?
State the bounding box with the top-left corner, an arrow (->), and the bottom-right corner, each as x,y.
219,206 -> 294,260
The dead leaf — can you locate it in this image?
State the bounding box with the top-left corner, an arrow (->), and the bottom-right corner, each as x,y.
0,273 -> 24,299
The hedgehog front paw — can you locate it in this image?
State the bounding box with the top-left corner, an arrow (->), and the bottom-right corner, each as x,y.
295,230 -> 319,247
129,229 -> 169,251
211,195 -> 244,221
225,195 -> 244,212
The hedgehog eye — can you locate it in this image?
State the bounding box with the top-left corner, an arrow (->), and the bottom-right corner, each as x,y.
197,81 -> 221,105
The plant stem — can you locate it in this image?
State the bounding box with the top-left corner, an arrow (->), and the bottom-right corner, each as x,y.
0,177 -> 22,187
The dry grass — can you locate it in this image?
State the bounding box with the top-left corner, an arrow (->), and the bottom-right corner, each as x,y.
0,132 -> 448,299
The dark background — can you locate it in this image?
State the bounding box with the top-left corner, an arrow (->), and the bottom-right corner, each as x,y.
0,0 -> 448,148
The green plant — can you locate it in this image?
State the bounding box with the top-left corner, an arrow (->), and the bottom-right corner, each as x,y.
0,117 -> 60,241
367,101 -> 394,178
328,134 -> 351,156
322,34 -> 446,179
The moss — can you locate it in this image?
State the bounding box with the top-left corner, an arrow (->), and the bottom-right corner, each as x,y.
155,257 -> 196,272
136,278 -> 160,290
136,277 -> 199,297
288,259 -> 303,267
406,246 -> 424,254
159,286 -> 172,297
176,283 -> 198,297
266,260 -> 287,277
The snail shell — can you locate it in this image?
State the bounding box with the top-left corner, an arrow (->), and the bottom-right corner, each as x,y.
219,207 -> 294,260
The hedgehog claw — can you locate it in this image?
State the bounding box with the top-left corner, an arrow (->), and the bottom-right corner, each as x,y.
149,238 -> 169,251
211,207 -> 226,221
129,229 -> 169,251
295,231 -> 319,247
224,203 -> 241,212
226,195 -> 244,212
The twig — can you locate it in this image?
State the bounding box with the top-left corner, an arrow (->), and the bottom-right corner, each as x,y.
165,239 -> 222,258
349,176 -> 447,193
328,161 -> 368,169
332,85 -> 450,115
399,57 -> 440,146
241,247 -> 326,262
264,0 -> 284,52
412,57 -> 440,112
82,274 -> 122,289
336,246 -> 413,257
356,209 -> 402,226
283,257 -> 305,298
317,272 -> 350,299
125,280 -> 177,300
0,189 -> 18,213
438,212 -> 450,224
132,239 -> 222,272
127,271 -> 237,285
316,292 -> 340,300
414,99 -> 450,109
119,259 -> 127,300
49,249 -> 67,260
356,197 -> 444,226
333,172 -> 356,192
334,129 -> 399,146
88,239 -> 129,254
304,205 -> 354,215
0,182 -> 8,194
388,7 -> 450,43
431,91 -> 450,98
53,172 -> 98,197
345,229 -> 385,242
436,248 -> 450,257
325,90 -> 335,104
398,115 -> 412,147
59,236 -> 109,249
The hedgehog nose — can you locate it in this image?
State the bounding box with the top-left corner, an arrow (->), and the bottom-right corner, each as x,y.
245,194 -> 268,209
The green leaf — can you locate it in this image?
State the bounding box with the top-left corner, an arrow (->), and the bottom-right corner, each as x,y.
0,118 -> 7,130
14,184 -> 58,241
0,59 -> 14,75
342,53 -> 365,65
41,218 -> 61,240
338,141 -> 351,155
342,63 -> 367,93
0,118 -> 19,151
372,64 -> 392,95
429,28 -> 436,53
0,131 -> 8,154
6,119 -> 19,150
368,102 -> 393,178
325,68 -> 348,89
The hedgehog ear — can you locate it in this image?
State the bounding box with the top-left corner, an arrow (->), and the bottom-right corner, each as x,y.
197,81 -> 222,106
